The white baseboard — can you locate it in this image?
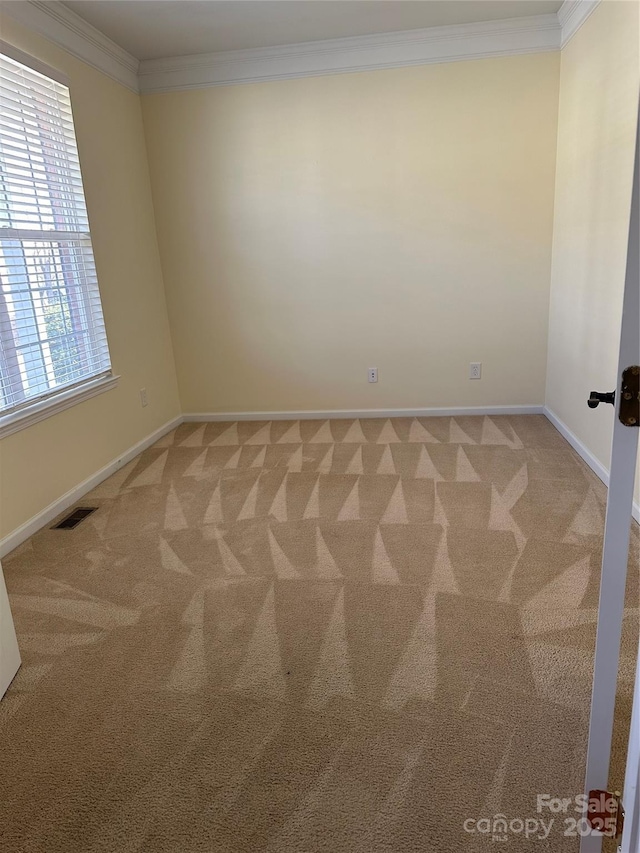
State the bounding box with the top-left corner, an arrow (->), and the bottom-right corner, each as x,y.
544,406 -> 640,523
0,415 -> 182,558
0,405 -> 542,557
183,404 -> 545,422
544,406 -> 611,482
10,403 -> 628,559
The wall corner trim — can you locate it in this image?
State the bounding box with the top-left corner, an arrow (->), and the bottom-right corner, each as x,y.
544,406 -> 640,523
0,415 -> 181,558
558,0 -> 601,48
0,0 -> 140,92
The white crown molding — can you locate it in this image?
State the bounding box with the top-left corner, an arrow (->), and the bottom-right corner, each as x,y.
0,0 -> 139,92
138,14 -> 561,94
558,0 -> 602,47
0,2 -> 601,95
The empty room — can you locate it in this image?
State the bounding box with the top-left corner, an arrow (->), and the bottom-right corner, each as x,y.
0,0 -> 639,851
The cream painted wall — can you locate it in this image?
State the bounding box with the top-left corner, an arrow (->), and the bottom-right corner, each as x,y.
4,6 -> 634,544
0,18 -> 181,541
546,1 -> 639,498
141,53 -> 560,414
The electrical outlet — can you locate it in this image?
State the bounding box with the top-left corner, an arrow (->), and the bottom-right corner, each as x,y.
469,363 -> 482,380
140,388 -> 148,407
368,368 -> 378,383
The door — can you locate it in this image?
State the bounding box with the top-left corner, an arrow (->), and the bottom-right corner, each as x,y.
581,99 -> 640,853
0,558 -> 21,699
620,632 -> 640,853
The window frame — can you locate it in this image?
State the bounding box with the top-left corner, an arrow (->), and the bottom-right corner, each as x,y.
0,41 -> 117,439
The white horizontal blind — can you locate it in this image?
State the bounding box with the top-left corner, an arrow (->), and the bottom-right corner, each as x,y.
0,50 -> 111,417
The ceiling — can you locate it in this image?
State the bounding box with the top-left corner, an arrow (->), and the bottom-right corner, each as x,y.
61,0 -> 564,61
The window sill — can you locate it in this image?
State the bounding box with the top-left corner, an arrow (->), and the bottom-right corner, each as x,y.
0,374 -> 120,440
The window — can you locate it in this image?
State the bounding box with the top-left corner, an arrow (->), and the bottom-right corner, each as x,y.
0,45 -> 112,432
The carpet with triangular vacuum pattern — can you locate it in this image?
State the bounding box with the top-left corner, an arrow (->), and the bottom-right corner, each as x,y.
1,415 -> 637,852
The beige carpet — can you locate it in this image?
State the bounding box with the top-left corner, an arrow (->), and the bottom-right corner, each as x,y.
1,414 -> 638,852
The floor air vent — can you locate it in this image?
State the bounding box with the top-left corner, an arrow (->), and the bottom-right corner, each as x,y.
52,507 -> 97,530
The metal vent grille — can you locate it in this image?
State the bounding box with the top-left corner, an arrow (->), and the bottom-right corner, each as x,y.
52,507 -> 97,530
